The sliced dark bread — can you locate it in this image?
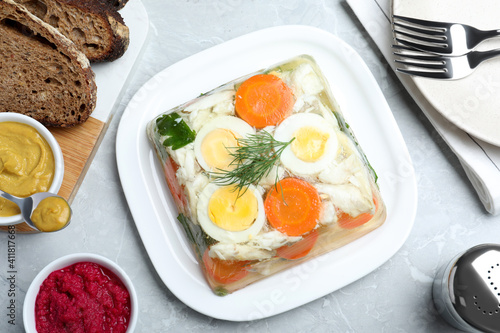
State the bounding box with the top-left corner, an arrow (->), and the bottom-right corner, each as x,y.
14,0 -> 129,62
107,0 -> 129,10
0,0 -> 96,126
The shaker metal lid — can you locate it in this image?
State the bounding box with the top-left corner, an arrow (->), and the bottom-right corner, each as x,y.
450,244 -> 500,333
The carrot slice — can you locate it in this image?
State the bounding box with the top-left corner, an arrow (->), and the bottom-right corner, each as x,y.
202,249 -> 250,284
235,74 -> 294,128
276,229 -> 319,260
163,156 -> 188,212
337,195 -> 379,230
264,178 -> 321,236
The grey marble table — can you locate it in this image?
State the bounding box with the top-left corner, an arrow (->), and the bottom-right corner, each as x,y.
3,1 -> 500,332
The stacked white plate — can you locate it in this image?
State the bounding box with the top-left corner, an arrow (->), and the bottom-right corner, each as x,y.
393,0 -> 500,146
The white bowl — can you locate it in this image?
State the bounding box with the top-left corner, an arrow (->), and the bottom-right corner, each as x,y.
23,253 -> 138,333
0,113 -> 64,225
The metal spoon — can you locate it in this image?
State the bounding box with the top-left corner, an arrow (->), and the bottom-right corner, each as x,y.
0,189 -> 72,232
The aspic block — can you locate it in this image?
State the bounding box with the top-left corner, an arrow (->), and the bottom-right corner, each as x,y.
147,55 -> 386,296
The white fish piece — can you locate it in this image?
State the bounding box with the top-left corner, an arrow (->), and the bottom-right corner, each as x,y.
293,94 -> 339,130
184,89 -> 235,113
350,168 -> 374,204
307,96 -> 339,129
167,144 -> 186,168
183,147 -> 197,180
255,185 -> 266,197
209,242 -> 274,261
336,131 -> 359,159
258,165 -> 285,187
319,200 -> 338,225
318,137 -> 374,215
261,126 -> 276,135
334,132 -> 374,197
291,63 -> 324,96
189,109 -> 212,133
208,229 -> 302,261
212,98 -> 235,115
315,183 -> 374,217
247,230 -> 302,251
172,146 -> 198,184
292,95 -> 305,113
184,173 -> 210,222
319,154 -> 361,185
249,260 -> 275,276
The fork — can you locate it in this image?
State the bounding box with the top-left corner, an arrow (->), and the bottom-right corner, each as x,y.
393,15 -> 500,56
393,45 -> 500,79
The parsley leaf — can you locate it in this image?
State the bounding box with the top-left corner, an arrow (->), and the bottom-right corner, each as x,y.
156,113 -> 196,150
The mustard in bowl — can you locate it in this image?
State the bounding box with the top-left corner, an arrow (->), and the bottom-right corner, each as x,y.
0,113 -> 64,225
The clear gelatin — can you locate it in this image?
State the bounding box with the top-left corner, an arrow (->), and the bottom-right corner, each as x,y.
147,55 -> 386,296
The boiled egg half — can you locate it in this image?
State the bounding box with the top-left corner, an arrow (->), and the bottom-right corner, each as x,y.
274,113 -> 338,175
194,116 -> 255,172
197,183 -> 266,243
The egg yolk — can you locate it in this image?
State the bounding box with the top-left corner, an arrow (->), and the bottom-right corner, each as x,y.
208,186 -> 258,232
201,129 -> 239,171
291,126 -> 330,162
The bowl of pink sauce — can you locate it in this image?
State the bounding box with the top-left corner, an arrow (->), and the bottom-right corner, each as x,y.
23,253 -> 138,333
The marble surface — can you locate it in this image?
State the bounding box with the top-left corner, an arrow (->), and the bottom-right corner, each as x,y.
2,0 -> 500,332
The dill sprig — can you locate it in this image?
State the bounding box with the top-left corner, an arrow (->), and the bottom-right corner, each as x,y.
209,131 -> 294,197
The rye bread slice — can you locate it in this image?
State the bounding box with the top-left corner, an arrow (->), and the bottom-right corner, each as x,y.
108,0 -> 129,10
0,0 -> 96,126
14,0 -> 129,62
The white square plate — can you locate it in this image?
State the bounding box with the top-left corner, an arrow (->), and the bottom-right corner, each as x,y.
116,25 -> 417,321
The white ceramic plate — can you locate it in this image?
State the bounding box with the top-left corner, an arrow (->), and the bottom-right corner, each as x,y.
393,0 -> 500,146
116,25 -> 417,321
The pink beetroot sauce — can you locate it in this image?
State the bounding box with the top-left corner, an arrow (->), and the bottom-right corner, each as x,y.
35,262 -> 131,333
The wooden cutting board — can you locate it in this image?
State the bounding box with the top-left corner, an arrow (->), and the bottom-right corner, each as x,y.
0,0 -> 149,233
0,117 -> 105,233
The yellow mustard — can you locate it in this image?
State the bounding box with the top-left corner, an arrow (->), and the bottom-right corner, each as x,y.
0,122 -> 55,217
31,196 -> 71,232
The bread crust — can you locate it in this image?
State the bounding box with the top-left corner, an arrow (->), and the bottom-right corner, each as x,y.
109,0 -> 129,10
0,0 -> 97,126
14,0 -> 130,62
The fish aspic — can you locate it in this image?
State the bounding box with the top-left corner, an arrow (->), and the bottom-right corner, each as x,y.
147,55 -> 386,296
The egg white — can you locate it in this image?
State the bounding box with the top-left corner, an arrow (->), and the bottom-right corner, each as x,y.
194,115 -> 255,172
196,183 -> 266,243
273,113 -> 338,175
